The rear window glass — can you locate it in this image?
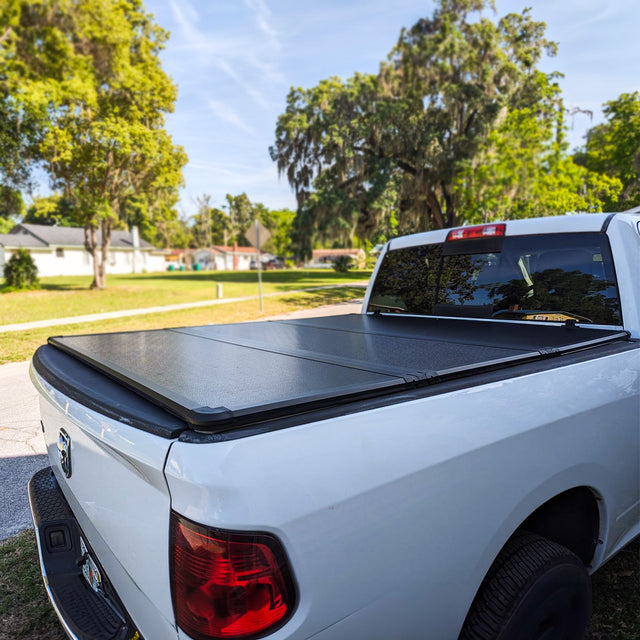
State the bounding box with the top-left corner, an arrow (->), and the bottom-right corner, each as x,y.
368,232 -> 622,325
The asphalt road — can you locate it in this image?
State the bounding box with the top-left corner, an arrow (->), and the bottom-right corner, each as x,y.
0,299 -> 363,541
0,360 -> 48,540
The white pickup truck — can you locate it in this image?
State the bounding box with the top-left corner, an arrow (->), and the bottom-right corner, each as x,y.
29,212 -> 639,640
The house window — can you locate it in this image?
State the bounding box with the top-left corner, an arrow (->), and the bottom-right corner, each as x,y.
56,248 -> 64,258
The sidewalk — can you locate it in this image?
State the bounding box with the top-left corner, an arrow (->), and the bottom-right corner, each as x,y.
0,298 -> 363,540
0,282 -> 367,333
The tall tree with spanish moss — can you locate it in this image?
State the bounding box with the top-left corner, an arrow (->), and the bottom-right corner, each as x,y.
271,0 -> 564,255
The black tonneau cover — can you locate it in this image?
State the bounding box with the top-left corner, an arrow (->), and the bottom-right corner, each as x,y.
37,314 -> 629,433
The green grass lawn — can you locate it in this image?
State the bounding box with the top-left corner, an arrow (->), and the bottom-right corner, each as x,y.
0,270 -> 371,325
1,530 -> 637,639
0,531 -> 66,640
0,285 -> 365,364
587,539 -> 640,639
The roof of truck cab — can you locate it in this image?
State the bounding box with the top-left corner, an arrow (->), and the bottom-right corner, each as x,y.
389,213 -> 616,251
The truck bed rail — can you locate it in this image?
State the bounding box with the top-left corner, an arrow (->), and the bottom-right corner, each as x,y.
34,315 -> 629,433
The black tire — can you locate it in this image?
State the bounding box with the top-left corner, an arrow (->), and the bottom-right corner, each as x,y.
459,532 -> 592,640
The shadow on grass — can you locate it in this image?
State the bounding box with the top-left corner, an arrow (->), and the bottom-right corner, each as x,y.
277,287 -> 365,308
125,270 -> 371,285
39,282 -> 90,292
1,285 -> 82,294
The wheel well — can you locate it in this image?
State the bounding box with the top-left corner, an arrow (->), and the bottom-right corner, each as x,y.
518,487 -> 600,566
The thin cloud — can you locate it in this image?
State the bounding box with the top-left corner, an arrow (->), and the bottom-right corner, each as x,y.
216,60 -> 271,110
184,165 -> 285,203
554,5 -> 617,39
168,0 -> 286,106
169,0 -> 207,54
244,0 -> 281,51
207,100 -> 255,134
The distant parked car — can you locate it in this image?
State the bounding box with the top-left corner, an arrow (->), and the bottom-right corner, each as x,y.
264,257 -> 286,270
250,253 -> 284,270
251,256 -> 286,270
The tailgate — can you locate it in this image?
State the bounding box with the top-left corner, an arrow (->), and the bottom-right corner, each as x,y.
30,363 -> 179,640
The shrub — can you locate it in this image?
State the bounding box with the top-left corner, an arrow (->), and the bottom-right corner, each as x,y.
332,255 -> 353,273
365,255 -> 379,269
3,248 -> 39,290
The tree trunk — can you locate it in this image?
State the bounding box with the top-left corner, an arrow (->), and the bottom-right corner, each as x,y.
441,182 -> 456,228
426,191 -> 446,229
85,224 -> 102,290
85,220 -> 112,289
98,218 -> 112,289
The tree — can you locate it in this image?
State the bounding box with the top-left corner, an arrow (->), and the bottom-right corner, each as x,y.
23,194 -> 77,227
120,140 -> 188,250
225,193 -> 255,245
256,205 -> 295,256
208,207 -> 232,246
456,104 -> 622,221
271,0 -> 559,255
189,194 -> 295,255
0,185 -> 25,232
156,216 -> 191,249
575,92 -> 640,209
0,0 -> 187,288
0,24 -> 42,208
191,195 -> 231,247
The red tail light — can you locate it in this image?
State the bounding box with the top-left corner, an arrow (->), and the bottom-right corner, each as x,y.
170,513 -> 296,639
446,223 -> 506,241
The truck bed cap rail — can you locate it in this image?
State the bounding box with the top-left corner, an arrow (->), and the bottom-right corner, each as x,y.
36,315 -> 629,433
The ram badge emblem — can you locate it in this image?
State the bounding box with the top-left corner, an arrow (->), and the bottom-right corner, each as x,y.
57,429 -> 72,478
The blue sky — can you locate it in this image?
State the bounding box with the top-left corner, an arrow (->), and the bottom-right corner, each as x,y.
141,0 -> 640,218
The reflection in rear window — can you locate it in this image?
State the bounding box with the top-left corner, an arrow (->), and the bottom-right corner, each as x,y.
368,233 -> 622,325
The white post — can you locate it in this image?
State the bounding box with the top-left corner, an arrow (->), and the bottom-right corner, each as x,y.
131,226 -> 140,274
256,219 -> 263,312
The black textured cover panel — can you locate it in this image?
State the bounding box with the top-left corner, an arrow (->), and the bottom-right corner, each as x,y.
33,345 -> 187,438
46,314 -> 628,432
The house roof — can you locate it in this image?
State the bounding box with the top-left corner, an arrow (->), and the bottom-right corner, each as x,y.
0,233 -> 47,248
192,246 -> 257,256
212,245 -> 258,255
0,223 -> 157,249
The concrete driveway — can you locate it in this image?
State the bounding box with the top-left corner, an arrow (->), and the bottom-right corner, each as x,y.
0,299 -> 363,540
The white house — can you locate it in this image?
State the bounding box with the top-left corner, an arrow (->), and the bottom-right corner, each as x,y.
192,245 -> 257,271
0,223 -> 166,277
